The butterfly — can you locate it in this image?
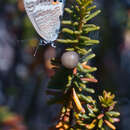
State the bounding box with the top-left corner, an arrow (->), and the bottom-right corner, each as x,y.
24,0 -> 65,48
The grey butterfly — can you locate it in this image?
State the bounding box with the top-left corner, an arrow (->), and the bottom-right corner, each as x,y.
24,0 -> 65,47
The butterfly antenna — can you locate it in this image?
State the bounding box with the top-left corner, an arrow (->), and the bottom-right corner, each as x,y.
34,39 -> 44,56
34,44 -> 40,56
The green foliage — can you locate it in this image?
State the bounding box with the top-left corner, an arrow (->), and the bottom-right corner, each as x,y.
47,0 -> 120,129
74,91 -> 120,130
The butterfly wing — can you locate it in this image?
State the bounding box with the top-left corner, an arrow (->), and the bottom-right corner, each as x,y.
24,0 -> 64,42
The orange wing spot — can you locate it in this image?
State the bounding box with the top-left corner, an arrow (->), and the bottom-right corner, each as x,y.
52,1 -> 59,5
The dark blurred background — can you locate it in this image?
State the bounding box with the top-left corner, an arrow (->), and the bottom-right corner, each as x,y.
0,0 -> 130,129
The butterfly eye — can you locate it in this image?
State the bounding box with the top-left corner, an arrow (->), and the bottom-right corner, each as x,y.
52,0 -> 59,5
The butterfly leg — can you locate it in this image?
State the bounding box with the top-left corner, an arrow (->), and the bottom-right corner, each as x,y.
39,39 -> 46,45
51,42 -> 56,48
41,39 -> 56,48
34,39 -> 56,56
